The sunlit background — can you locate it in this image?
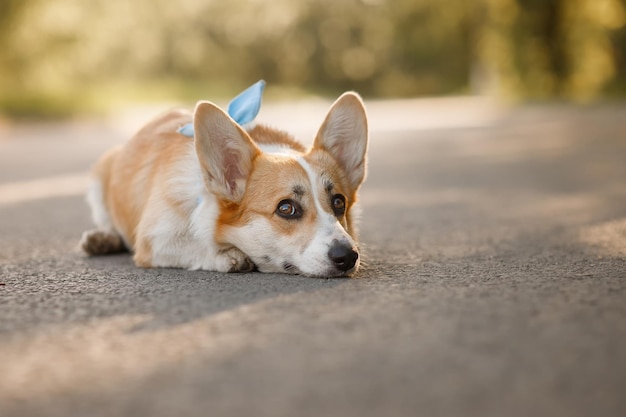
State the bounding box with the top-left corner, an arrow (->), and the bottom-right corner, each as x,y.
1,0 -> 625,118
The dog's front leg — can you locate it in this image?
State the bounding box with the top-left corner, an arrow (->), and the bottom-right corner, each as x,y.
133,232 -> 254,273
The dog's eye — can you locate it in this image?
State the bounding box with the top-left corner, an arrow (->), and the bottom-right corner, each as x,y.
276,199 -> 303,219
332,194 -> 346,217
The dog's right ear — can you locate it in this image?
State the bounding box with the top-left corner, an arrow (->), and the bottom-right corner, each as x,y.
313,92 -> 368,195
193,101 -> 260,203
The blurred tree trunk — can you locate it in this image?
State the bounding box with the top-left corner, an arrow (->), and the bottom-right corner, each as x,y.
543,0 -> 566,94
0,0 -> 30,90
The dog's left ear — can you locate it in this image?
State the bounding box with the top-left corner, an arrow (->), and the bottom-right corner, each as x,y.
313,92 -> 369,193
194,101 -> 260,202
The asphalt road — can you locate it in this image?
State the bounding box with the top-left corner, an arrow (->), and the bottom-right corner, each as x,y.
1,100 -> 625,417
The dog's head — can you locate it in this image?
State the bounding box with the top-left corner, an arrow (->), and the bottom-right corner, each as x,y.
193,93 -> 368,277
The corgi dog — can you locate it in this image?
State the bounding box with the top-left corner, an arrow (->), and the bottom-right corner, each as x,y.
80,92 -> 369,277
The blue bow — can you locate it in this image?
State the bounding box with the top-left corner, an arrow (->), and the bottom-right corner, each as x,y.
178,80 -> 266,137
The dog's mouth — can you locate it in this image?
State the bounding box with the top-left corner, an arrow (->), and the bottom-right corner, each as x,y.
282,261 -> 357,278
254,256 -> 358,278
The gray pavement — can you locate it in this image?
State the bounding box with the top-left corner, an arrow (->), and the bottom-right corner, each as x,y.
1,100 -> 626,417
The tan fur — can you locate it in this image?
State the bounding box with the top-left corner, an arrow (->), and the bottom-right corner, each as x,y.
248,125 -> 307,152
92,111 -> 193,265
215,155 -> 317,243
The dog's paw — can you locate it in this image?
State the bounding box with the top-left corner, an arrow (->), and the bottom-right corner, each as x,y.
80,229 -> 126,255
216,247 -> 255,273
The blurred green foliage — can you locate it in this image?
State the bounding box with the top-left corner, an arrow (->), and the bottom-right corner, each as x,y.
0,0 -> 625,117
479,0 -> 626,99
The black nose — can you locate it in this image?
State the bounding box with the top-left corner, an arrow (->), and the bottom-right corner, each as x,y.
328,241 -> 359,272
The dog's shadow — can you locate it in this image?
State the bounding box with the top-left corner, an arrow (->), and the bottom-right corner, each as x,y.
82,253 -> 352,334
